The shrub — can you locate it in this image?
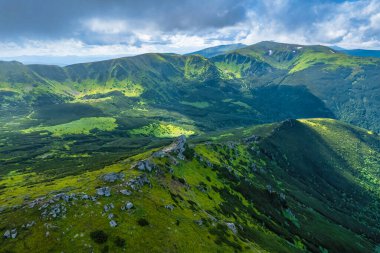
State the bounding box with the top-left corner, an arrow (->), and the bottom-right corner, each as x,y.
114,236 -> 126,248
90,230 -> 108,244
137,218 -> 150,226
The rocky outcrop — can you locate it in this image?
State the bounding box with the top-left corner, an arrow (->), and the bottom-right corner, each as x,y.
101,172 -> 125,183
154,135 -> 187,160
125,174 -> 150,191
226,222 -> 237,234
243,134 -> 260,143
41,203 -> 67,219
136,160 -> 155,172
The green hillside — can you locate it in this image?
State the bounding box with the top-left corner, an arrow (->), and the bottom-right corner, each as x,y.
1,41 -> 380,253
211,41 -> 380,132
1,41 -> 379,134
0,119 -> 379,252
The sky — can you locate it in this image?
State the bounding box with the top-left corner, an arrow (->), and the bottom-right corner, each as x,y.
0,0 -> 379,65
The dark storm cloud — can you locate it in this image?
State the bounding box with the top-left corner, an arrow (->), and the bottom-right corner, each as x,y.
0,0 -> 248,40
0,0 -> 379,62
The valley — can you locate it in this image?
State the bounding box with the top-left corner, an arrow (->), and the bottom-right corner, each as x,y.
0,42 -> 379,253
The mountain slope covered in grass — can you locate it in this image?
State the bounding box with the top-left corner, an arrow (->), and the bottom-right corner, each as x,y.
1,41 -> 380,135
0,119 -> 379,252
1,41 -> 380,252
211,41 -> 380,132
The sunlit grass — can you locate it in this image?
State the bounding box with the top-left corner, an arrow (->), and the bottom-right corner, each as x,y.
129,122 -> 195,138
21,117 -> 117,136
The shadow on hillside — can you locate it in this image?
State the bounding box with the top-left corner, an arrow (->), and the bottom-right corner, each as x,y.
261,120 -> 380,242
154,83 -> 336,131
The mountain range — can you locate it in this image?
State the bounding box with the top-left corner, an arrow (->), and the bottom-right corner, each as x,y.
0,41 -> 379,253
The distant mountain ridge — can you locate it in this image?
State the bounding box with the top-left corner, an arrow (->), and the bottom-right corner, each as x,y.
0,41 -> 379,133
187,43 -> 247,58
331,45 -> 380,58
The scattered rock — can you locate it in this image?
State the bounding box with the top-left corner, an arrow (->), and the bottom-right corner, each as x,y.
135,160 -> 155,172
194,219 -> 203,226
3,229 -> 18,239
120,189 -> 132,196
165,204 -> 174,211
44,203 -> 67,219
22,221 -> 36,229
244,135 -> 260,143
125,202 -> 134,210
109,220 -> 117,227
3,230 -> 11,239
102,172 -> 125,183
103,203 -> 114,212
226,222 -> 237,234
96,187 -> 111,197
125,174 -> 151,191
205,160 -> 213,168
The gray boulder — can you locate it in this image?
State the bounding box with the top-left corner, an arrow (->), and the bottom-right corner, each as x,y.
226,222 -> 237,234
125,201 -> 134,210
3,230 -> 11,239
11,229 -> 17,239
165,204 -> 174,211
109,220 -> 117,227
120,189 -> 132,196
96,187 -> 111,197
4,229 -> 18,239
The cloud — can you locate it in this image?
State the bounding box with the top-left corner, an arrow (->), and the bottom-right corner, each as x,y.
0,0 -> 379,63
239,0 -> 380,49
83,19 -> 128,35
0,0 -> 247,40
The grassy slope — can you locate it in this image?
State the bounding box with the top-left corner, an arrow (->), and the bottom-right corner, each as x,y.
21,117 -> 117,136
211,41 -> 380,132
0,50 -> 336,182
0,119 -> 379,252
